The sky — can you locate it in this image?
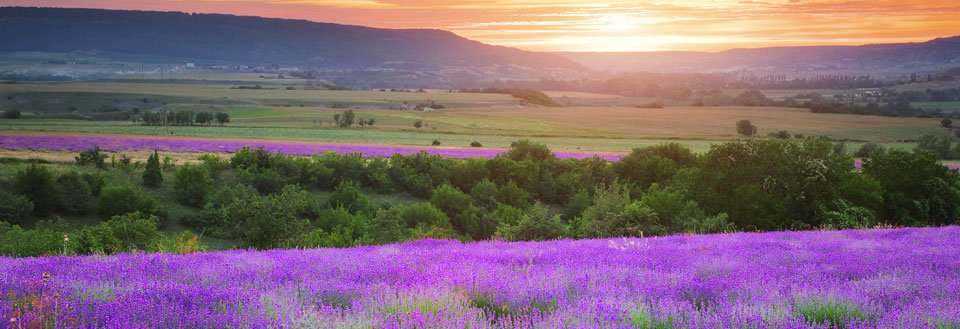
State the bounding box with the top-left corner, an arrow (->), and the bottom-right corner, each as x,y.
3,0 -> 959,52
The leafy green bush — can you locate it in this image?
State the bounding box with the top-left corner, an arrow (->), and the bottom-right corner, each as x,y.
75,146 -> 107,168
238,168 -> 288,195
469,179 -> 499,209
0,190 -> 33,225
399,202 -> 450,229
367,207 -> 409,244
0,220 -> 69,257
174,164 -> 212,206
326,181 -> 371,214
75,212 -> 162,255
98,185 -> 162,219
14,164 -> 58,216
56,171 -> 94,215
430,184 -> 473,229
220,186 -> 316,249
863,149 -> 960,226
497,203 -> 565,241
231,146 -> 272,170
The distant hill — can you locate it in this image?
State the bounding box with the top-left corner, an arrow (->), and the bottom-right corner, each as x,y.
560,37 -> 960,74
0,7 -> 583,70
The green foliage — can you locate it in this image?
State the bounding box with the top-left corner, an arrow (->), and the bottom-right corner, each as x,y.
367,207 -> 409,244
14,164 -> 58,216
231,146 -> 272,170
399,202 -> 450,229
614,153 -> 679,192
327,181 -> 371,214
942,118 -> 953,128
506,140 -> 556,163
174,164 -> 212,206
0,220 -> 69,257
142,150 -> 163,188
215,112 -> 230,126
794,299 -> 874,329
222,188 -> 310,249
854,142 -> 884,158
75,212 -> 162,255
470,141 -> 482,147
736,119 -> 757,137
75,146 -> 107,168
562,189 -> 591,222
497,203 -> 565,241
470,179 -> 500,209
917,134 -> 955,159
97,185 -> 162,219
497,181 -> 532,209
238,168 -> 288,195
430,184 -> 473,229
863,149 -> 960,226
573,183 -> 660,238
56,171 -> 94,215
0,190 -> 33,225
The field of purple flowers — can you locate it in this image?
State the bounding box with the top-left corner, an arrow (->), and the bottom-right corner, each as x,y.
0,134 -> 624,160
3,227 -> 959,328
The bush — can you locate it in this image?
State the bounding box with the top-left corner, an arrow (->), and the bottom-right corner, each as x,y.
142,151 -> 163,188
430,184 -> 473,223
854,143 -> 883,158
399,202 -> 450,229
174,164 -> 212,207
736,119 -> 757,137
497,203 -> 565,241
326,181 -> 371,214
0,220 -> 69,257
469,179 -> 499,209
76,146 -> 107,168
432,140 -> 441,146
98,185 -> 162,219
222,190 -> 309,249
231,146 -> 272,170
238,168 -> 288,195
0,190 -> 33,225
75,212 -> 162,255
14,164 -> 58,216
367,207 -> 409,244
470,141 -> 483,147
863,149 -> 960,226
56,171 -> 94,215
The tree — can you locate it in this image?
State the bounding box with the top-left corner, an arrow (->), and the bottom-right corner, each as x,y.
340,109 -> 356,128
333,113 -> 341,126
942,118 -> 953,128
142,150 -> 163,188
414,120 -> 424,131
215,112 -> 230,126
366,118 -> 375,127
223,190 -> 309,249
14,164 -> 58,216
399,202 -> 450,229
367,207 -> 409,244
76,146 -> 108,168
75,212 -> 162,255
863,149 -> 960,226
736,119 -> 757,137
174,164 -> 212,207
326,181 -> 370,214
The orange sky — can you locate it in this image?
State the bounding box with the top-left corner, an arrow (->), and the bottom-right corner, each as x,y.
3,0 -> 959,52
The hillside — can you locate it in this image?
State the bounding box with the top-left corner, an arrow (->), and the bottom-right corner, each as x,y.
0,7 -> 582,70
561,36 -> 960,74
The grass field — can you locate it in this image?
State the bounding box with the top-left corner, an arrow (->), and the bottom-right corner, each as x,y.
912,101 -> 960,112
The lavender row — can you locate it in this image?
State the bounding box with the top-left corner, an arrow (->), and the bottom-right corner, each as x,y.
0,134 -> 624,160
3,227 -> 960,328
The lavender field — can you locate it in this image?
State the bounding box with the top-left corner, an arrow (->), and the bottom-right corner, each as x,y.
0,134 -> 624,161
3,227 -> 960,329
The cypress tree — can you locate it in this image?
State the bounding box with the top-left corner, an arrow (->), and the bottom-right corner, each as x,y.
143,151 -> 163,188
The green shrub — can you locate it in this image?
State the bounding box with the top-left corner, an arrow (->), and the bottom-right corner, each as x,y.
399,202 -> 450,229
430,184 -> 473,229
497,203 -> 565,241
98,185 -> 162,219
174,164 -> 212,206
238,168 -> 288,195
0,220 -> 70,257
231,146 -> 272,170
794,299 -> 873,329
14,164 -> 58,216
56,171 -> 94,215
0,190 -> 33,225
82,172 -> 106,196
142,150 -> 163,188
561,189 -> 591,222
469,179 -> 499,209
75,146 -> 107,168
75,212 -> 162,255
367,207 -> 409,244
221,188 -> 313,249
326,181 -> 371,214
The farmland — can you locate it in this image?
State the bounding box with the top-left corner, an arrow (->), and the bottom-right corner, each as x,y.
3,227 -> 960,328
0,80 -> 949,156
